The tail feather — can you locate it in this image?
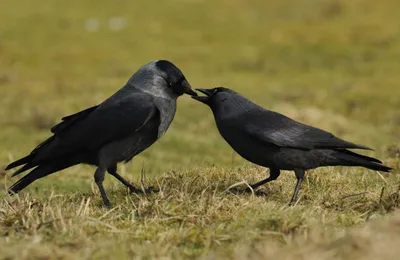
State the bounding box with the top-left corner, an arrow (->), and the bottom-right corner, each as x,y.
6,136 -> 57,175
335,149 -> 392,172
345,142 -> 373,151
8,158 -> 80,195
5,155 -> 32,171
364,162 -> 392,172
11,162 -> 38,177
8,168 -> 43,195
338,149 -> 383,164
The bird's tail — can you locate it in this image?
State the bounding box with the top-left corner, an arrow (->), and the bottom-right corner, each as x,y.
6,136 -> 57,176
334,149 -> 392,172
8,158 -> 81,195
5,155 -> 32,171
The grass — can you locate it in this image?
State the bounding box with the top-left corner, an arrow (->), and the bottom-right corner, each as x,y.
0,0 -> 400,259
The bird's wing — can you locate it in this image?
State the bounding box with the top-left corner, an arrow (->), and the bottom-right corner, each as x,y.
33,92 -> 160,160
241,109 -> 371,150
64,93 -> 159,150
51,105 -> 99,135
7,91 -> 160,175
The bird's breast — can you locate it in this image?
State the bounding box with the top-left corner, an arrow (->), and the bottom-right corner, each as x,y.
216,122 -> 279,168
155,98 -> 177,138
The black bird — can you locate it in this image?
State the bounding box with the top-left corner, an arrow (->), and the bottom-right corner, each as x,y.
6,60 -> 197,208
192,87 -> 391,205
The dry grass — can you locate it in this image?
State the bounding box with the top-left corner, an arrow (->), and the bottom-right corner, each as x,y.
1,0 -> 400,259
1,166 -> 400,259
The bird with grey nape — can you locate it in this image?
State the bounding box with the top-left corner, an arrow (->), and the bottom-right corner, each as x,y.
192,87 -> 392,205
5,60 -> 197,208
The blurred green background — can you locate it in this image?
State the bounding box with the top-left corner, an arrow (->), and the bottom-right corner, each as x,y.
1,0 -> 399,193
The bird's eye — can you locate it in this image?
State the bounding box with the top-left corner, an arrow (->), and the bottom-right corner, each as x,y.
169,77 -> 184,87
213,88 -> 220,94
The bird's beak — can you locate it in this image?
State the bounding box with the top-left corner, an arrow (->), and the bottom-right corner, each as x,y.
182,79 -> 198,96
191,88 -> 212,104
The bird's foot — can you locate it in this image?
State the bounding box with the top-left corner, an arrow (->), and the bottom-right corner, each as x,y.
142,186 -> 159,194
227,185 -> 253,194
227,186 -> 268,196
127,184 -> 159,194
245,185 -> 258,193
103,199 -> 113,209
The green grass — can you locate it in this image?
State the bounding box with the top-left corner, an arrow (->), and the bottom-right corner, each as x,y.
1,0 -> 400,259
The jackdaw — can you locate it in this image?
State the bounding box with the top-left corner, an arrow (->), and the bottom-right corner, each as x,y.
192,87 -> 392,205
6,60 -> 197,208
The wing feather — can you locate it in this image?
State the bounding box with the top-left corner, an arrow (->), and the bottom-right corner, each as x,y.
242,109 -> 371,150
15,91 -> 159,167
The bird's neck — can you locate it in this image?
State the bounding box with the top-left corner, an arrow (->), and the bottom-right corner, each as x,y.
154,97 -> 177,138
138,85 -> 178,100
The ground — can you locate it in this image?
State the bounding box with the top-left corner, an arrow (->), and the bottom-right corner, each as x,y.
0,0 -> 399,259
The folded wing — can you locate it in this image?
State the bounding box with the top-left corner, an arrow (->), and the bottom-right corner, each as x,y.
7,91 -> 159,175
241,109 -> 371,150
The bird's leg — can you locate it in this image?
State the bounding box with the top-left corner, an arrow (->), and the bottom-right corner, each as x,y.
94,166 -> 112,208
289,169 -> 305,206
249,168 -> 280,190
107,165 -> 142,194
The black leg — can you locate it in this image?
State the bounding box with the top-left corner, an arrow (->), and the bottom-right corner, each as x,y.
289,169 -> 305,206
107,165 -> 142,194
250,168 -> 280,190
94,167 -> 112,208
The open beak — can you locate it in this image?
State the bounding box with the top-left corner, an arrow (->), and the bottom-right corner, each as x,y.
191,88 -> 212,104
182,79 -> 198,96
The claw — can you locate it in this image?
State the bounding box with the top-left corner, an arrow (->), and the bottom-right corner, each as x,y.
143,186 -> 159,194
127,185 -> 159,194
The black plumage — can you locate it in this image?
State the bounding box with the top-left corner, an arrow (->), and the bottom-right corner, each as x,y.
192,87 -> 391,205
6,60 -> 197,208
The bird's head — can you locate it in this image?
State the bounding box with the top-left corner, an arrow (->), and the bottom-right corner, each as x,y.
127,60 -> 197,98
191,87 -> 235,106
154,60 -> 198,97
192,87 -> 251,114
